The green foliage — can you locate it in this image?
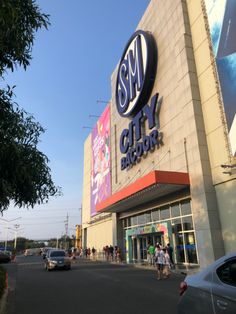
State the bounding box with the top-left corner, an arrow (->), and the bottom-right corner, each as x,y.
0,266 -> 6,299
1,237 -> 46,252
0,1 -> 61,213
0,87 -> 61,213
0,0 -> 50,76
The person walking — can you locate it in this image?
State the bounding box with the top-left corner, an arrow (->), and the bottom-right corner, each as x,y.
166,243 -> 174,269
92,247 -> 96,260
109,245 -> 114,261
155,244 -> 165,280
163,248 -> 171,278
147,243 -> 155,266
116,246 -> 122,263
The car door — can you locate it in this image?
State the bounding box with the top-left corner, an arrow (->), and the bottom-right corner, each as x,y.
211,258 -> 236,314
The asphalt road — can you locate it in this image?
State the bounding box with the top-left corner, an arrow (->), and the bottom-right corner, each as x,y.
4,256 -> 183,314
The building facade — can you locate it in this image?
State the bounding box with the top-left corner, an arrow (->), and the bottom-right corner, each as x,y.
82,0 -> 236,268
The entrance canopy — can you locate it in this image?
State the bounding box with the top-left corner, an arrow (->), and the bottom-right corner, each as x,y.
96,170 -> 190,213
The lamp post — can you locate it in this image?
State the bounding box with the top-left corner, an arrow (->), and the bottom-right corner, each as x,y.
0,217 -> 22,251
11,224 -> 24,250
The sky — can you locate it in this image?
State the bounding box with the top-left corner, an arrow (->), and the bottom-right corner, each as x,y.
0,0 -> 150,241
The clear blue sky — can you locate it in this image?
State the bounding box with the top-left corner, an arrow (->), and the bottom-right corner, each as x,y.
0,0 -> 150,241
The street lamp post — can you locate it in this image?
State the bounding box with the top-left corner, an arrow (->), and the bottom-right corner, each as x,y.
0,217 -> 22,251
11,224 -> 24,250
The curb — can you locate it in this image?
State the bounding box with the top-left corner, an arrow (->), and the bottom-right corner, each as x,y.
0,288 -> 8,314
0,272 -> 8,314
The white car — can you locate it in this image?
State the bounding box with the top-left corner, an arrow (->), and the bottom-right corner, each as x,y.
178,252 -> 236,314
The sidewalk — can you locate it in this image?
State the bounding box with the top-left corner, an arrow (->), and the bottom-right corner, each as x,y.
73,256 -> 199,276
131,262 -> 199,276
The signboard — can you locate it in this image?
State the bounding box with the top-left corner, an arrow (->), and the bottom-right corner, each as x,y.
91,105 -> 111,216
116,30 -> 163,170
205,0 -> 236,156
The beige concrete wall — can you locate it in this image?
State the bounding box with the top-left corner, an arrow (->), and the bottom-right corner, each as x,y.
86,219 -> 113,253
110,0 -> 225,267
187,0 -> 236,255
186,0 -> 235,182
215,180 -> 236,253
82,0 -> 235,266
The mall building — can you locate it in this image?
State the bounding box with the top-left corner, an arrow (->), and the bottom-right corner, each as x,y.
82,0 -> 236,268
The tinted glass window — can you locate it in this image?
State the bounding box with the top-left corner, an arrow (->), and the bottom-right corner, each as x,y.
127,217 -> 131,227
123,219 -> 127,228
171,204 -> 180,217
50,251 -> 65,257
137,214 -> 145,225
160,207 -> 170,220
217,260 -> 236,286
145,212 -> 151,223
182,216 -> 193,231
181,200 -> 191,215
131,216 -> 138,226
172,218 -> 182,232
152,210 -> 159,222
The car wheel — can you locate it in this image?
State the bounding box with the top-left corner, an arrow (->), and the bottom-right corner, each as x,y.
67,266 -> 71,270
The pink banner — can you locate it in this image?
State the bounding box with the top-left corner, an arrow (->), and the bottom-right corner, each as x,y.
91,105 -> 111,216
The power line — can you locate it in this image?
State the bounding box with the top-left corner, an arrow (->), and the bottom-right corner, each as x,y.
5,207 -> 80,213
1,215 -> 80,221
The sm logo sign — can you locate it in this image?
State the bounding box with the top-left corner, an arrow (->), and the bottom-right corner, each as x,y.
116,30 -> 157,117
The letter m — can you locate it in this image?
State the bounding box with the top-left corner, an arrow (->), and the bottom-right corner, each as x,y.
127,35 -> 144,101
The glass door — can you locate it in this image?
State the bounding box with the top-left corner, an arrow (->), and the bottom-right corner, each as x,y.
175,233 -> 185,263
138,236 -> 148,261
153,233 -> 163,246
184,232 -> 198,264
132,237 -> 137,262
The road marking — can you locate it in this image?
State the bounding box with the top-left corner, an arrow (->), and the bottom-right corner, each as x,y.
17,262 -> 43,266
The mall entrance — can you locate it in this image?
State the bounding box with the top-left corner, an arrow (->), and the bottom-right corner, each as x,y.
131,232 -> 163,262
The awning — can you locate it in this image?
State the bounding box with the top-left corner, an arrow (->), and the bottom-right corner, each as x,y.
96,170 -> 190,213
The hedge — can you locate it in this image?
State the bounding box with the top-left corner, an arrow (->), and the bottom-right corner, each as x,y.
0,266 -> 7,299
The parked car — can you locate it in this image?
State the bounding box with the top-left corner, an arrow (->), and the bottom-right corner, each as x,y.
44,249 -> 71,271
178,252 -> 236,314
0,251 -> 11,263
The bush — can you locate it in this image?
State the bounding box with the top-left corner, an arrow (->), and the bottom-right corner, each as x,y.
0,266 -> 7,298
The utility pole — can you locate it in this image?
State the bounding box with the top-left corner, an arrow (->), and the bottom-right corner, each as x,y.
64,213 -> 69,250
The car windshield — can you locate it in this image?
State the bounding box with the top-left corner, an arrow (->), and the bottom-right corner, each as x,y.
50,251 -> 65,257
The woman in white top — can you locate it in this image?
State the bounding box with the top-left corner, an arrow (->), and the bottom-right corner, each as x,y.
163,248 -> 171,278
155,245 -> 165,280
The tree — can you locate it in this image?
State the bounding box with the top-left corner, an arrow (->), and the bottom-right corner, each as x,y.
0,0 -> 50,76
0,1 -> 61,213
0,87 -> 61,212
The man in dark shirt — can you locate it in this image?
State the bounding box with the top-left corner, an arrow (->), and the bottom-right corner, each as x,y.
166,243 -> 174,268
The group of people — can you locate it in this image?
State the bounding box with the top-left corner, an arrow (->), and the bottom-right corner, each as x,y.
147,242 -> 174,280
75,245 -> 122,262
103,245 -> 122,262
82,247 -> 96,259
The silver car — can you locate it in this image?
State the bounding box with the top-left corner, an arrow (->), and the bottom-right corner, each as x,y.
178,252 -> 236,314
44,249 -> 71,271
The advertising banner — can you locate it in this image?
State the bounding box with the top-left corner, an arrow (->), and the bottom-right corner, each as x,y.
205,0 -> 236,156
91,105 -> 111,216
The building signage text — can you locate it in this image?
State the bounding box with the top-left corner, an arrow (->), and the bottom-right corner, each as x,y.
116,30 -> 163,170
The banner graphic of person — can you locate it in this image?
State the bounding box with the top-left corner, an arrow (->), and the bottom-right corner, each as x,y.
205,0 -> 236,156
91,105 -> 111,216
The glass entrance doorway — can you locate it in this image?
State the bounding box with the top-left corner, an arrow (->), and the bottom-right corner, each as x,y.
131,233 -> 163,262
